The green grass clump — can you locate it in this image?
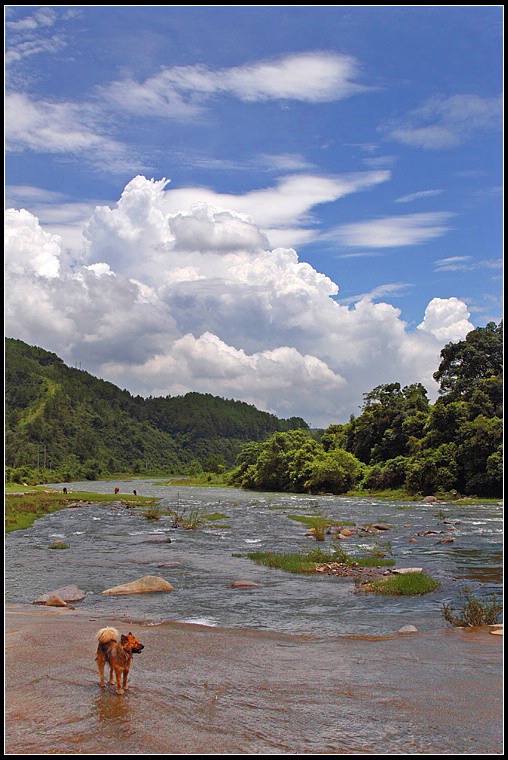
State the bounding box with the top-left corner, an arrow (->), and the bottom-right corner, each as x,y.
441,587 -> 503,627
235,551 -> 319,574
237,543 -> 396,575
369,572 -> 440,595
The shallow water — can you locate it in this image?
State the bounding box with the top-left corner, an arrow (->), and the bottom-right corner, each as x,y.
5,480 -> 503,636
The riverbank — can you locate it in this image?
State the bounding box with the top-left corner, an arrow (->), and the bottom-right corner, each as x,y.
5,603 -> 503,755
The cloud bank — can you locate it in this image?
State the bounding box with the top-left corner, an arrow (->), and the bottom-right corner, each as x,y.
5,176 -> 475,427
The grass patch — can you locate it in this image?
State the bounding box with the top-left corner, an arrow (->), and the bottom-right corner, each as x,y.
234,551 -> 319,574
369,572 -> 440,595
441,587 -> 503,627
236,542 -> 396,576
5,488 -> 160,533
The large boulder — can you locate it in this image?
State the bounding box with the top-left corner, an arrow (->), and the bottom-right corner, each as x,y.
101,575 -> 174,595
33,584 -> 86,604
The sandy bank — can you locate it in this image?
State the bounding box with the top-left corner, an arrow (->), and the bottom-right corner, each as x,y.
5,604 -> 503,755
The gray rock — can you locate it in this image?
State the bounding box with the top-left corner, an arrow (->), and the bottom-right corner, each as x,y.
33,584 -> 86,604
142,536 -> 172,543
398,625 -> 419,634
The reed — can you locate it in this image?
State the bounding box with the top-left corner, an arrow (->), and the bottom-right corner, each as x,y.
441,587 -> 502,627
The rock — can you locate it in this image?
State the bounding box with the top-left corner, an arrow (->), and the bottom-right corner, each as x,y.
33,584 -> 86,604
423,495 -> 437,502
398,625 -> 419,634
231,580 -> 260,588
436,535 -> 454,543
340,529 -> 353,537
371,523 -> 390,530
142,536 -> 172,543
156,562 -> 182,568
101,575 -> 174,595
490,629 -> 503,635
409,538 -> 417,543
391,568 -> 423,575
44,595 -> 68,608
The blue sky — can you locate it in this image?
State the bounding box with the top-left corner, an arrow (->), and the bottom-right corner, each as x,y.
5,6 -> 503,427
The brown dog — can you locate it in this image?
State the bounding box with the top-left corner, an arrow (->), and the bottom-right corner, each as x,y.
96,627 -> 144,694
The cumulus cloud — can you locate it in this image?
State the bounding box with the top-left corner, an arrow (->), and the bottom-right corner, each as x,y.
417,297 -> 474,343
381,94 -> 502,150
5,176 -> 475,426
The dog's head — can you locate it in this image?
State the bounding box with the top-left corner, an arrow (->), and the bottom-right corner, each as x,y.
121,632 -> 145,654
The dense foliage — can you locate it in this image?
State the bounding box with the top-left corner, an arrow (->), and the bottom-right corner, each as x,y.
229,322 -> 503,498
4,338 -> 307,484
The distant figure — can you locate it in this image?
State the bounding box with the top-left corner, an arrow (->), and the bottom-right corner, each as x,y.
114,487 -> 120,494
63,487 -> 68,495
133,490 -> 137,496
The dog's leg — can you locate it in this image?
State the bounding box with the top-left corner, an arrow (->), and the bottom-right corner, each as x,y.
123,665 -> 130,691
113,665 -> 124,695
97,650 -> 106,688
109,664 -> 115,686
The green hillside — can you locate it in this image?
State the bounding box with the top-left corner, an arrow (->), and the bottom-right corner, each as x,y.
5,338 -> 308,483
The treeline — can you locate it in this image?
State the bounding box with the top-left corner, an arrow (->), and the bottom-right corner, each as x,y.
229,322 -> 503,498
4,338 -> 307,484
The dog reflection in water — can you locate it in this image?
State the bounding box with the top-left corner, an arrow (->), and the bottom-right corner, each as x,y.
96,627 -> 144,694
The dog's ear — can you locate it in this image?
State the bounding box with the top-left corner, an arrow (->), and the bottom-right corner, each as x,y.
121,634 -> 128,644
128,632 -> 133,635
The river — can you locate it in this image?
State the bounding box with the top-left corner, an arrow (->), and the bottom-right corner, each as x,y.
5,479 -> 503,637
5,480 -> 503,754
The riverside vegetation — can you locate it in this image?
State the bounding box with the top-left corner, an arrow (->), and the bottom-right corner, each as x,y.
5,321 -> 503,500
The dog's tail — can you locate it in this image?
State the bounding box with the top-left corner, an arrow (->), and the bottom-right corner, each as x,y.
96,626 -> 120,644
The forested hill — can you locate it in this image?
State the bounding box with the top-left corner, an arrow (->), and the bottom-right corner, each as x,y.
5,338 -> 308,482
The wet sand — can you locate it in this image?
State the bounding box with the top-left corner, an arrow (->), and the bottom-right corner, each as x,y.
5,604 -> 503,755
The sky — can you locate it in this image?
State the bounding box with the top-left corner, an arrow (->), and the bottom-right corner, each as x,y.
4,5 -> 503,428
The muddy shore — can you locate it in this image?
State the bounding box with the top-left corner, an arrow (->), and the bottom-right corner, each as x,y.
5,603 -> 503,755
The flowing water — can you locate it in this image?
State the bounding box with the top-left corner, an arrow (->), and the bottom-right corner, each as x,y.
5,481 -> 504,755
5,480 -> 503,636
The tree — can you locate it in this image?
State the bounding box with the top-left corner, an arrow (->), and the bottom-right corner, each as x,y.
433,321 -> 503,400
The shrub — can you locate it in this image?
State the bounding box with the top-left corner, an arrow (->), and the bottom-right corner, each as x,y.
441,587 -> 502,627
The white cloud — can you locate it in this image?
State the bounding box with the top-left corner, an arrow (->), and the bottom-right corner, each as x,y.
395,189 -> 443,203
5,177 -> 476,427
417,297 -> 474,342
101,51 -> 372,120
325,212 -> 454,248
5,92 -> 142,174
5,208 -> 61,278
382,94 -> 502,149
